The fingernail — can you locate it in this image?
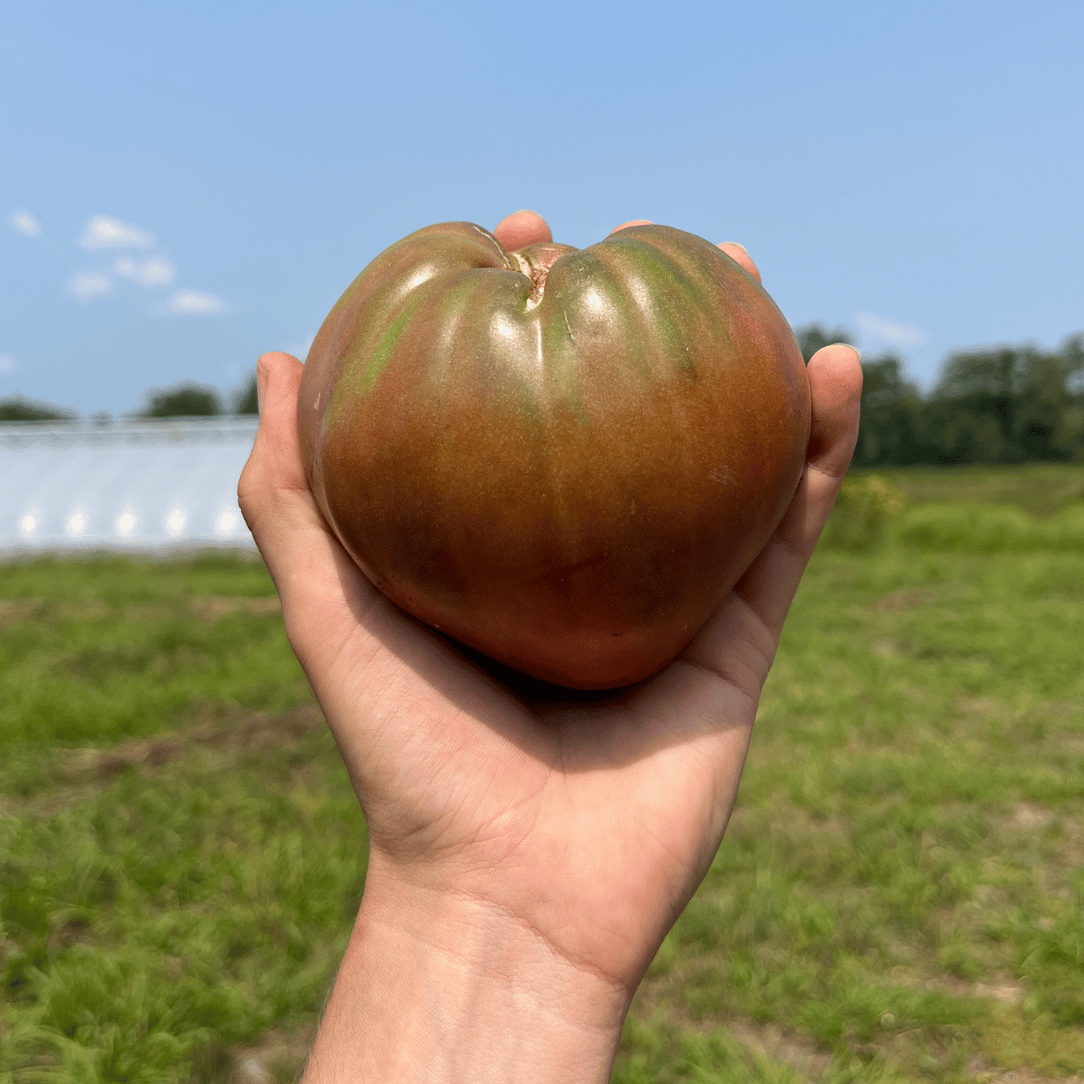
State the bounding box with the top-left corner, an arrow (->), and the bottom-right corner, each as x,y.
256,360 -> 267,414
612,219 -> 654,234
722,242 -> 748,255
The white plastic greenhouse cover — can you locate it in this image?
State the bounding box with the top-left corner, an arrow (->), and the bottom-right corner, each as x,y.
0,417 -> 261,554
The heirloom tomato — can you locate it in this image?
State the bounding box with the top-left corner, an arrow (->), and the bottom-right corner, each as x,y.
298,221 -> 810,689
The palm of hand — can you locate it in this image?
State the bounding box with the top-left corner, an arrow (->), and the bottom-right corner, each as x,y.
239,210 -> 861,998
251,441 -> 767,992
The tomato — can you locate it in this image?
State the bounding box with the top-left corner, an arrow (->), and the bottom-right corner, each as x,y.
298,221 -> 810,689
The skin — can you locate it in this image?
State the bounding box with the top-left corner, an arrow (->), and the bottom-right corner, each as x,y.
238,210 -> 863,1083
303,218 -> 811,689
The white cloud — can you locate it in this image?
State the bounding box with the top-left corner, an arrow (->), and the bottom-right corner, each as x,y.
0,352 -> 15,373
855,311 -> 927,351
68,271 -> 115,301
114,255 -> 176,288
79,214 -> 154,250
162,288 -> 228,316
11,210 -> 40,236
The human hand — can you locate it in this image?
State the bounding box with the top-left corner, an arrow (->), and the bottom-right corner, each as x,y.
238,211 -> 862,1083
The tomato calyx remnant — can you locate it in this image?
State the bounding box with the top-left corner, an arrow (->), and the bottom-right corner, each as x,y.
508,242 -> 578,310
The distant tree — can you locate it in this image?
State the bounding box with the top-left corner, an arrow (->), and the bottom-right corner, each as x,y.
930,346 -> 1020,459
0,396 -> 76,421
796,323 -> 1084,465
234,374 -> 259,415
1061,331 -> 1084,384
1054,401 -> 1084,462
853,354 -> 924,466
1051,332 -> 1084,461
1013,351 -> 1071,460
794,323 -> 853,364
139,383 -> 223,418
926,339 -> 1083,463
920,396 -> 1017,464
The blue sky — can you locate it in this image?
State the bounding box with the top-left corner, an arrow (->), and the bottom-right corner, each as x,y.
2,0 -> 1081,414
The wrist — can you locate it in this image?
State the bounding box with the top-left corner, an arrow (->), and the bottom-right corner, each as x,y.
302,859 -> 631,1084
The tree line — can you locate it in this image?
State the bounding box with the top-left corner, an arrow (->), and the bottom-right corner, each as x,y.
797,326 -> 1084,466
0,379 -> 258,422
4,332 -> 1084,466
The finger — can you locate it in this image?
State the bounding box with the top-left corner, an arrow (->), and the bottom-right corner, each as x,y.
240,352 -> 308,497
237,352 -> 373,627
718,242 -> 761,284
493,210 -> 552,251
610,219 -> 653,233
730,343 -> 863,635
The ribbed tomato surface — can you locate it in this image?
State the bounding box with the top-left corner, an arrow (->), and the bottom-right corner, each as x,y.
298,222 -> 810,689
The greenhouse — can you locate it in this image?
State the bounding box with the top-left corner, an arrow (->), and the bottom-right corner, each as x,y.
0,417 -> 260,554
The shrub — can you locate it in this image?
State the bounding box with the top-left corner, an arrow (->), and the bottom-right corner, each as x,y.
0,396 -> 76,422
139,384 -> 222,418
820,474 -> 906,551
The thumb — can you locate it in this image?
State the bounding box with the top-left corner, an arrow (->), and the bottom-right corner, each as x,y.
237,352 -> 368,639
238,351 -> 318,553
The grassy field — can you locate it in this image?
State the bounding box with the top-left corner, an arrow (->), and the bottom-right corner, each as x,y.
861,463 -> 1084,520
1,467 -> 1083,1082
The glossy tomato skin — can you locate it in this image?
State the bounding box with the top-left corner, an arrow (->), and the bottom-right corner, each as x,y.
298,222 -> 810,689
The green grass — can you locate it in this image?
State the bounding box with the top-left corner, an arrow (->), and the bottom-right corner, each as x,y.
0,555 -> 349,1082
2,469 -> 1083,1082
627,546 -> 1084,1082
864,463 -> 1084,520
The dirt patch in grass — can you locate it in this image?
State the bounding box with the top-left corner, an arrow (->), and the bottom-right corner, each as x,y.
1011,802 -> 1055,830
191,596 -> 282,622
1,591 -> 281,628
973,981 -> 1027,1005
983,1075 -> 1082,1084
872,587 -> 938,613
230,1027 -> 313,1084
719,1018 -> 833,1080
78,701 -> 323,777
0,597 -> 46,624
955,694 -> 1005,719
0,702 -> 325,818
967,1056 -> 1084,1084
872,637 -> 905,657
631,963 -> 834,1081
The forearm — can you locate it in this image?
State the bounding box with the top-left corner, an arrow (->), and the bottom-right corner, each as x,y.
301,868 -> 631,1084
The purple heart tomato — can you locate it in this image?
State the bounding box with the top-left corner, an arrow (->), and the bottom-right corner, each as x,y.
298,222 -> 810,689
